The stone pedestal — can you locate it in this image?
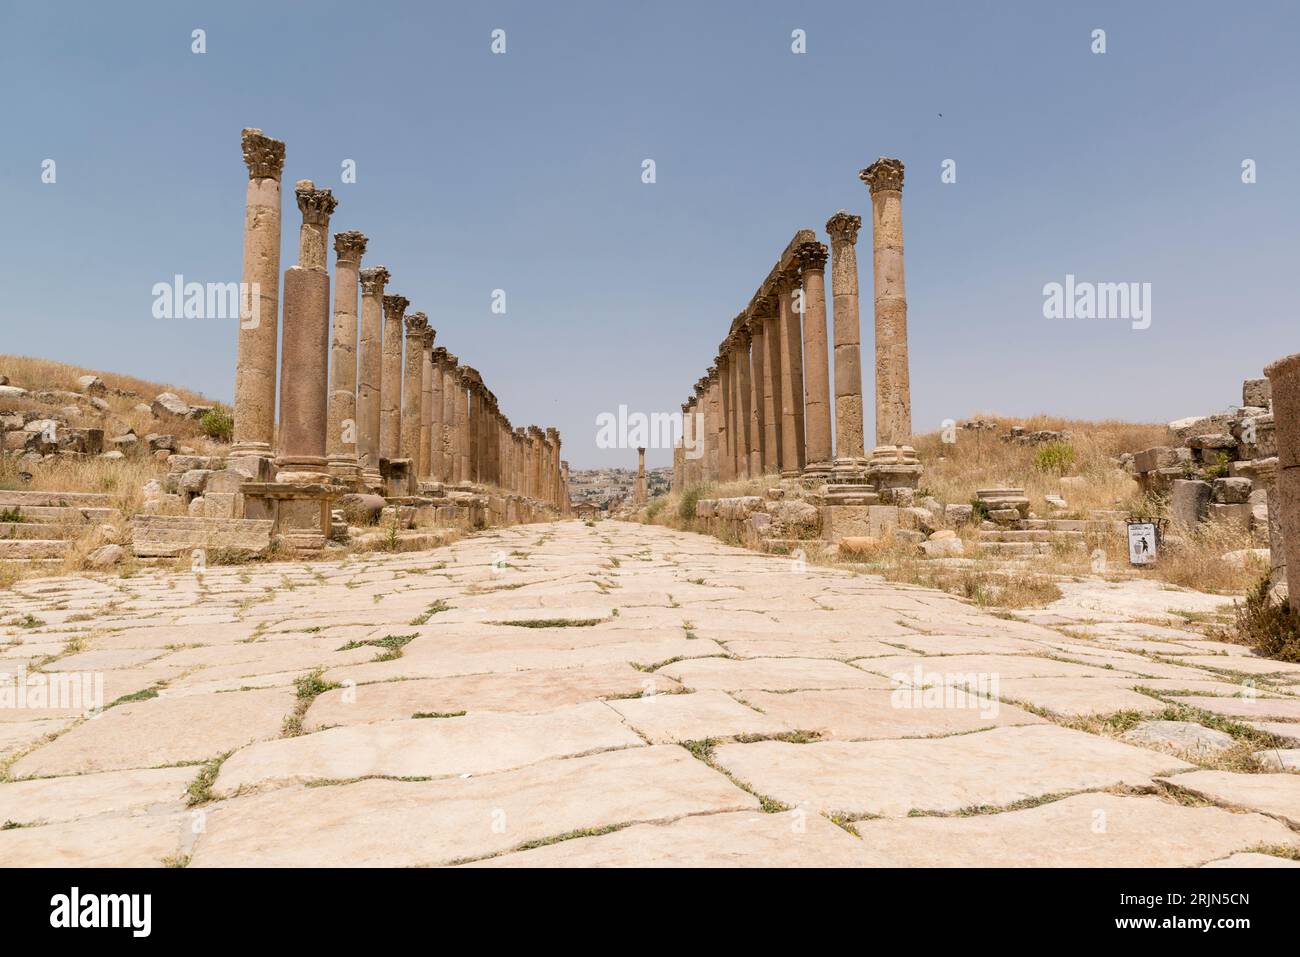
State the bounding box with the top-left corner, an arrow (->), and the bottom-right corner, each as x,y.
865,445 -> 922,502
232,130 -> 285,468
1265,353 -> 1300,611
276,181 -> 336,484
861,158 -> 913,448
356,266 -> 389,491
826,211 -> 869,480
242,482 -> 336,552
327,230 -> 367,485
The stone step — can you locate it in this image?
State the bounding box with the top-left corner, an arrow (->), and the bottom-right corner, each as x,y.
0,522 -> 73,540
1089,509 -> 1127,520
129,514 -> 273,558
1,505 -> 118,524
1023,519 -> 1089,532
978,529 -> 1085,543
977,541 -> 1052,557
0,490 -> 114,508
0,539 -> 68,559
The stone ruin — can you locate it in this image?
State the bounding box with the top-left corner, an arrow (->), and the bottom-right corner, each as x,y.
671,158 -> 924,551
128,128 -> 573,558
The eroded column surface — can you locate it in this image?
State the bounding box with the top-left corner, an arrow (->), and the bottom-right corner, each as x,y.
861,158 -> 913,448
716,350 -> 732,483
276,181 -> 337,482
379,293 -> 408,463
760,299 -> 783,475
418,326 -> 435,481
733,329 -> 753,481
746,316 -> 766,476
430,346 -> 446,482
356,266 -> 389,491
705,367 -> 721,482
798,240 -> 833,480
327,230 -> 367,484
1265,353 -> 1300,612
457,372 -> 472,484
826,211 -> 867,478
441,354 -> 459,483
400,312 -> 429,469
232,129 -> 286,464
776,269 -> 806,477
635,446 -> 647,504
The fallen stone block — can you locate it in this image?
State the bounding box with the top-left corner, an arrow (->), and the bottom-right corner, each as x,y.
129,514 -> 272,558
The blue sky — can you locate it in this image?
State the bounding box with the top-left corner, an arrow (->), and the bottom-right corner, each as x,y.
2,0 -> 1296,467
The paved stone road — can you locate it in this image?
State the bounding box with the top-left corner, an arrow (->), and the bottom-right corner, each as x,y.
2,521 -> 1299,866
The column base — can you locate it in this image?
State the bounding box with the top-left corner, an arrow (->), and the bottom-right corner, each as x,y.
327,456 -> 362,486
276,455 -> 331,485
801,462 -> 834,486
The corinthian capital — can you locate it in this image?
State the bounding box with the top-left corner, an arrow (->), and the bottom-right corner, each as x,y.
241,128 -> 285,180
860,157 -> 905,194
333,230 -> 368,261
421,326 -> 436,348
431,346 -> 448,363
797,240 -> 829,271
825,210 -> 862,245
295,180 -> 338,225
359,266 -> 390,296
405,311 -> 429,337
383,294 -> 409,321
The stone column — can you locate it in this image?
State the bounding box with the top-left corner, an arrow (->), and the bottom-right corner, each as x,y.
775,269 -> 806,477
401,311 -> 428,469
548,428 -> 561,505
1265,354 -> 1300,612
826,211 -> 868,478
798,240 -> 833,480
379,293 -> 408,463
705,367 -> 721,482
429,346 -> 446,483
457,372 -> 472,484
716,350 -> 732,483
635,447 -> 647,504
561,460 -> 570,514
745,317 -> 765,476
861,158 -> 913,448
690,389 -> 705,486
441,354 -> 458,483
356,266 -> 389,491
759,298 -> 783,475
418,326 -> 435,481
276,181 -> 337,483
326,230 -> 367,484
232,129 -> 285,468
514,427 -> 527,496
529,426 -> 544,500
733,329 -> 753,480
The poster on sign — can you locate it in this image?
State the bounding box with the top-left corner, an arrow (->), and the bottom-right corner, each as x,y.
1127,522 -> 1158,565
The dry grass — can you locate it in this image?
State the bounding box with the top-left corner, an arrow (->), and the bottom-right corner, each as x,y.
913,414 -> 1166,519
0,354 -> 211,407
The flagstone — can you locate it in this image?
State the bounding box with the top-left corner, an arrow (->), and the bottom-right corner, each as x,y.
849,654 -> 1121,683
1158,770 -> 1300,826
468,808 -> 863,867
190,745 -> 756,867
1172,655 -> 1300,676
736,688 -> 1043,739
214,701 -> 644,795
657,657 -> 890,691
849,794 -> 1298,867
0,812 -> 189,867
307,664 -> 678,728
9,686 -> 294,777
992,677 -> 1166,717
0,766 -> 194,825
1202,852 -> 1300,868
712,725 -> 1191,817
1173,695 -> 1300,721
606,690 -> 789,743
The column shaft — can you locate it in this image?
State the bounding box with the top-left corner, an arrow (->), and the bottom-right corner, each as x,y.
798,241 -> 833,477
826,211 -> 867,473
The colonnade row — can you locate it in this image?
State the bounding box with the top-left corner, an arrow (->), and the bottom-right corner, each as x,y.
231,128 -> 569,513
672,158 -> 919,494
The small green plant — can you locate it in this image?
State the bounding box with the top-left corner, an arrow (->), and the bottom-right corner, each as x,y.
0,507 -> 23,524
969,497 -> 990,523
1204,450 -> 1233,479
1226,575 -> 1300,662
1032,441 -> 1075,474
645,498 -> 666,521
678,484 -> 704,525
199,403 -> 234,443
